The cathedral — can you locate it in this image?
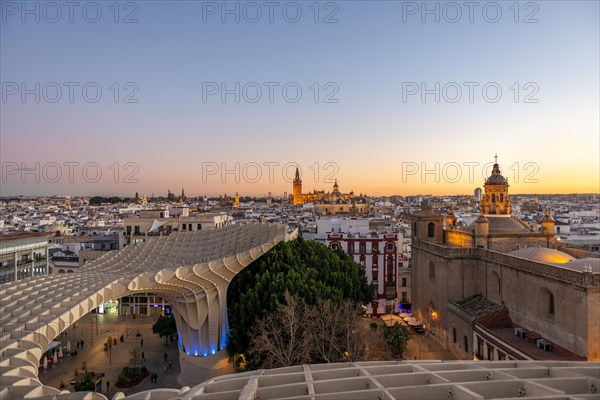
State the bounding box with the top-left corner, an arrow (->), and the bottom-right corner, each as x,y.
411,157 -> 600,362
291,167 -> 369,215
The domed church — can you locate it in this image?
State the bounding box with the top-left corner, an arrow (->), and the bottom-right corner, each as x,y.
410,156 -> 600,363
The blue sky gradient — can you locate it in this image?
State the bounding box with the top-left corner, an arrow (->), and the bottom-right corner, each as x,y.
1,0 -> 598,196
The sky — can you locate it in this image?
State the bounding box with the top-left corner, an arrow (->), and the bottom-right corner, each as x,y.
1,0 -> 599,197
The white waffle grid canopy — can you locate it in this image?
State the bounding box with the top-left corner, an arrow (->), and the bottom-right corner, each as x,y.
0,223 -> 286,399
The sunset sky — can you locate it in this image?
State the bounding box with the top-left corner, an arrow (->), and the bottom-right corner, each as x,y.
1,1 -> 598,197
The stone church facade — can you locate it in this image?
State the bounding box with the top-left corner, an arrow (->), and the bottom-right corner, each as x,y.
411,160 -> 600,362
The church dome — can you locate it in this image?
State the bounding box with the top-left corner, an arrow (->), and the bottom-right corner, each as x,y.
485,163 -> 507,185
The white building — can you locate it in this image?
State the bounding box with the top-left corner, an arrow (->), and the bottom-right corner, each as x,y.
314,218 -> 401,315
0,231 -> 48,283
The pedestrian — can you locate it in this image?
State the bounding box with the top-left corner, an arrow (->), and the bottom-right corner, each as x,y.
169,360 -> 172,369
76,340 -> 80,349
81,340 -> 85,348
164,366 -> 167,373
140,338 -> 144,347
106,380 -> 110,395
163,352 -> 168,362
141,352 -> 145,361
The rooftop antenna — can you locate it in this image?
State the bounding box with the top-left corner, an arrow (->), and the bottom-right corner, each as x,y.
494,152 -> 498,164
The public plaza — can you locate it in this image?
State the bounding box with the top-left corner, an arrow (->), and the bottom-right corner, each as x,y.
37,312 -> 233,397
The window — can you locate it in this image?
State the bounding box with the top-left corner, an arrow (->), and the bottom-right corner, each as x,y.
539,287 -> 555,318
491,194 -> 496,203
401,292 -> 408,303
452,328 -> 457,343
197,224 -> 201,230
372,271 -> 378,281
491,271 -> 501,294
134,226 -> 141,234
359,243 -> 366,254
331,243 -> 339,250
387,242 -> 394,251
464,336 -> 469,353
402,278 -> 407,287
428,222 -> 435,237
487,345 -> 494,361
372,243 -> 379,253
500,193 -> 504,203
429,261 -> 436,280
347,242 -> 354,253
387,258 -> 393,268
413,222 -> 417,237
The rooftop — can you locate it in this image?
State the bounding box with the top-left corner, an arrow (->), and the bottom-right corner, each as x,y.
121,360 -> 600,400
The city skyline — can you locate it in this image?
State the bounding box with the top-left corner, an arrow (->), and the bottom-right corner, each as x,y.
2,1 -> 599,197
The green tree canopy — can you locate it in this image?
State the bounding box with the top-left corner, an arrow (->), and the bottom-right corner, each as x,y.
227,237 -> 372,357
152,315 -> 177,345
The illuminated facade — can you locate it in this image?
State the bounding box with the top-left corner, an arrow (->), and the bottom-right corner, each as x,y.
411,158 -> 600,362
291,168 -> 369,215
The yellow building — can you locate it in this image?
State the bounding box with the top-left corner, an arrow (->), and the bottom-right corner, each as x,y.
480,156 -> 513,215
292,168 -> 303,205
291,169 -> 368,215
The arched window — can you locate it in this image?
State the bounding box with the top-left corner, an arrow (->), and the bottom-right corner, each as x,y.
491,194 -> 496,203
491,271 -> 501,294
464,336 -> 469,353
452,328 -> 457,343
500,193 -> 504,202
429,261 -> 435,280
539,287 -> 555,318
428,222 -> 435,238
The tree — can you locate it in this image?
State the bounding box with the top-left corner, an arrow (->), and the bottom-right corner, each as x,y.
305,299 -> 366,363
227,238 -> 372,359
248,294 -> 367,369
129,346 -> 141,367
382,322 -> 412,359
249,292 -> 310,369
152,315 -> 177,346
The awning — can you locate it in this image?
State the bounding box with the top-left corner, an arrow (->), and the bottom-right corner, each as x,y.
44,341 -> 61,353
148,219 -> 167,233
